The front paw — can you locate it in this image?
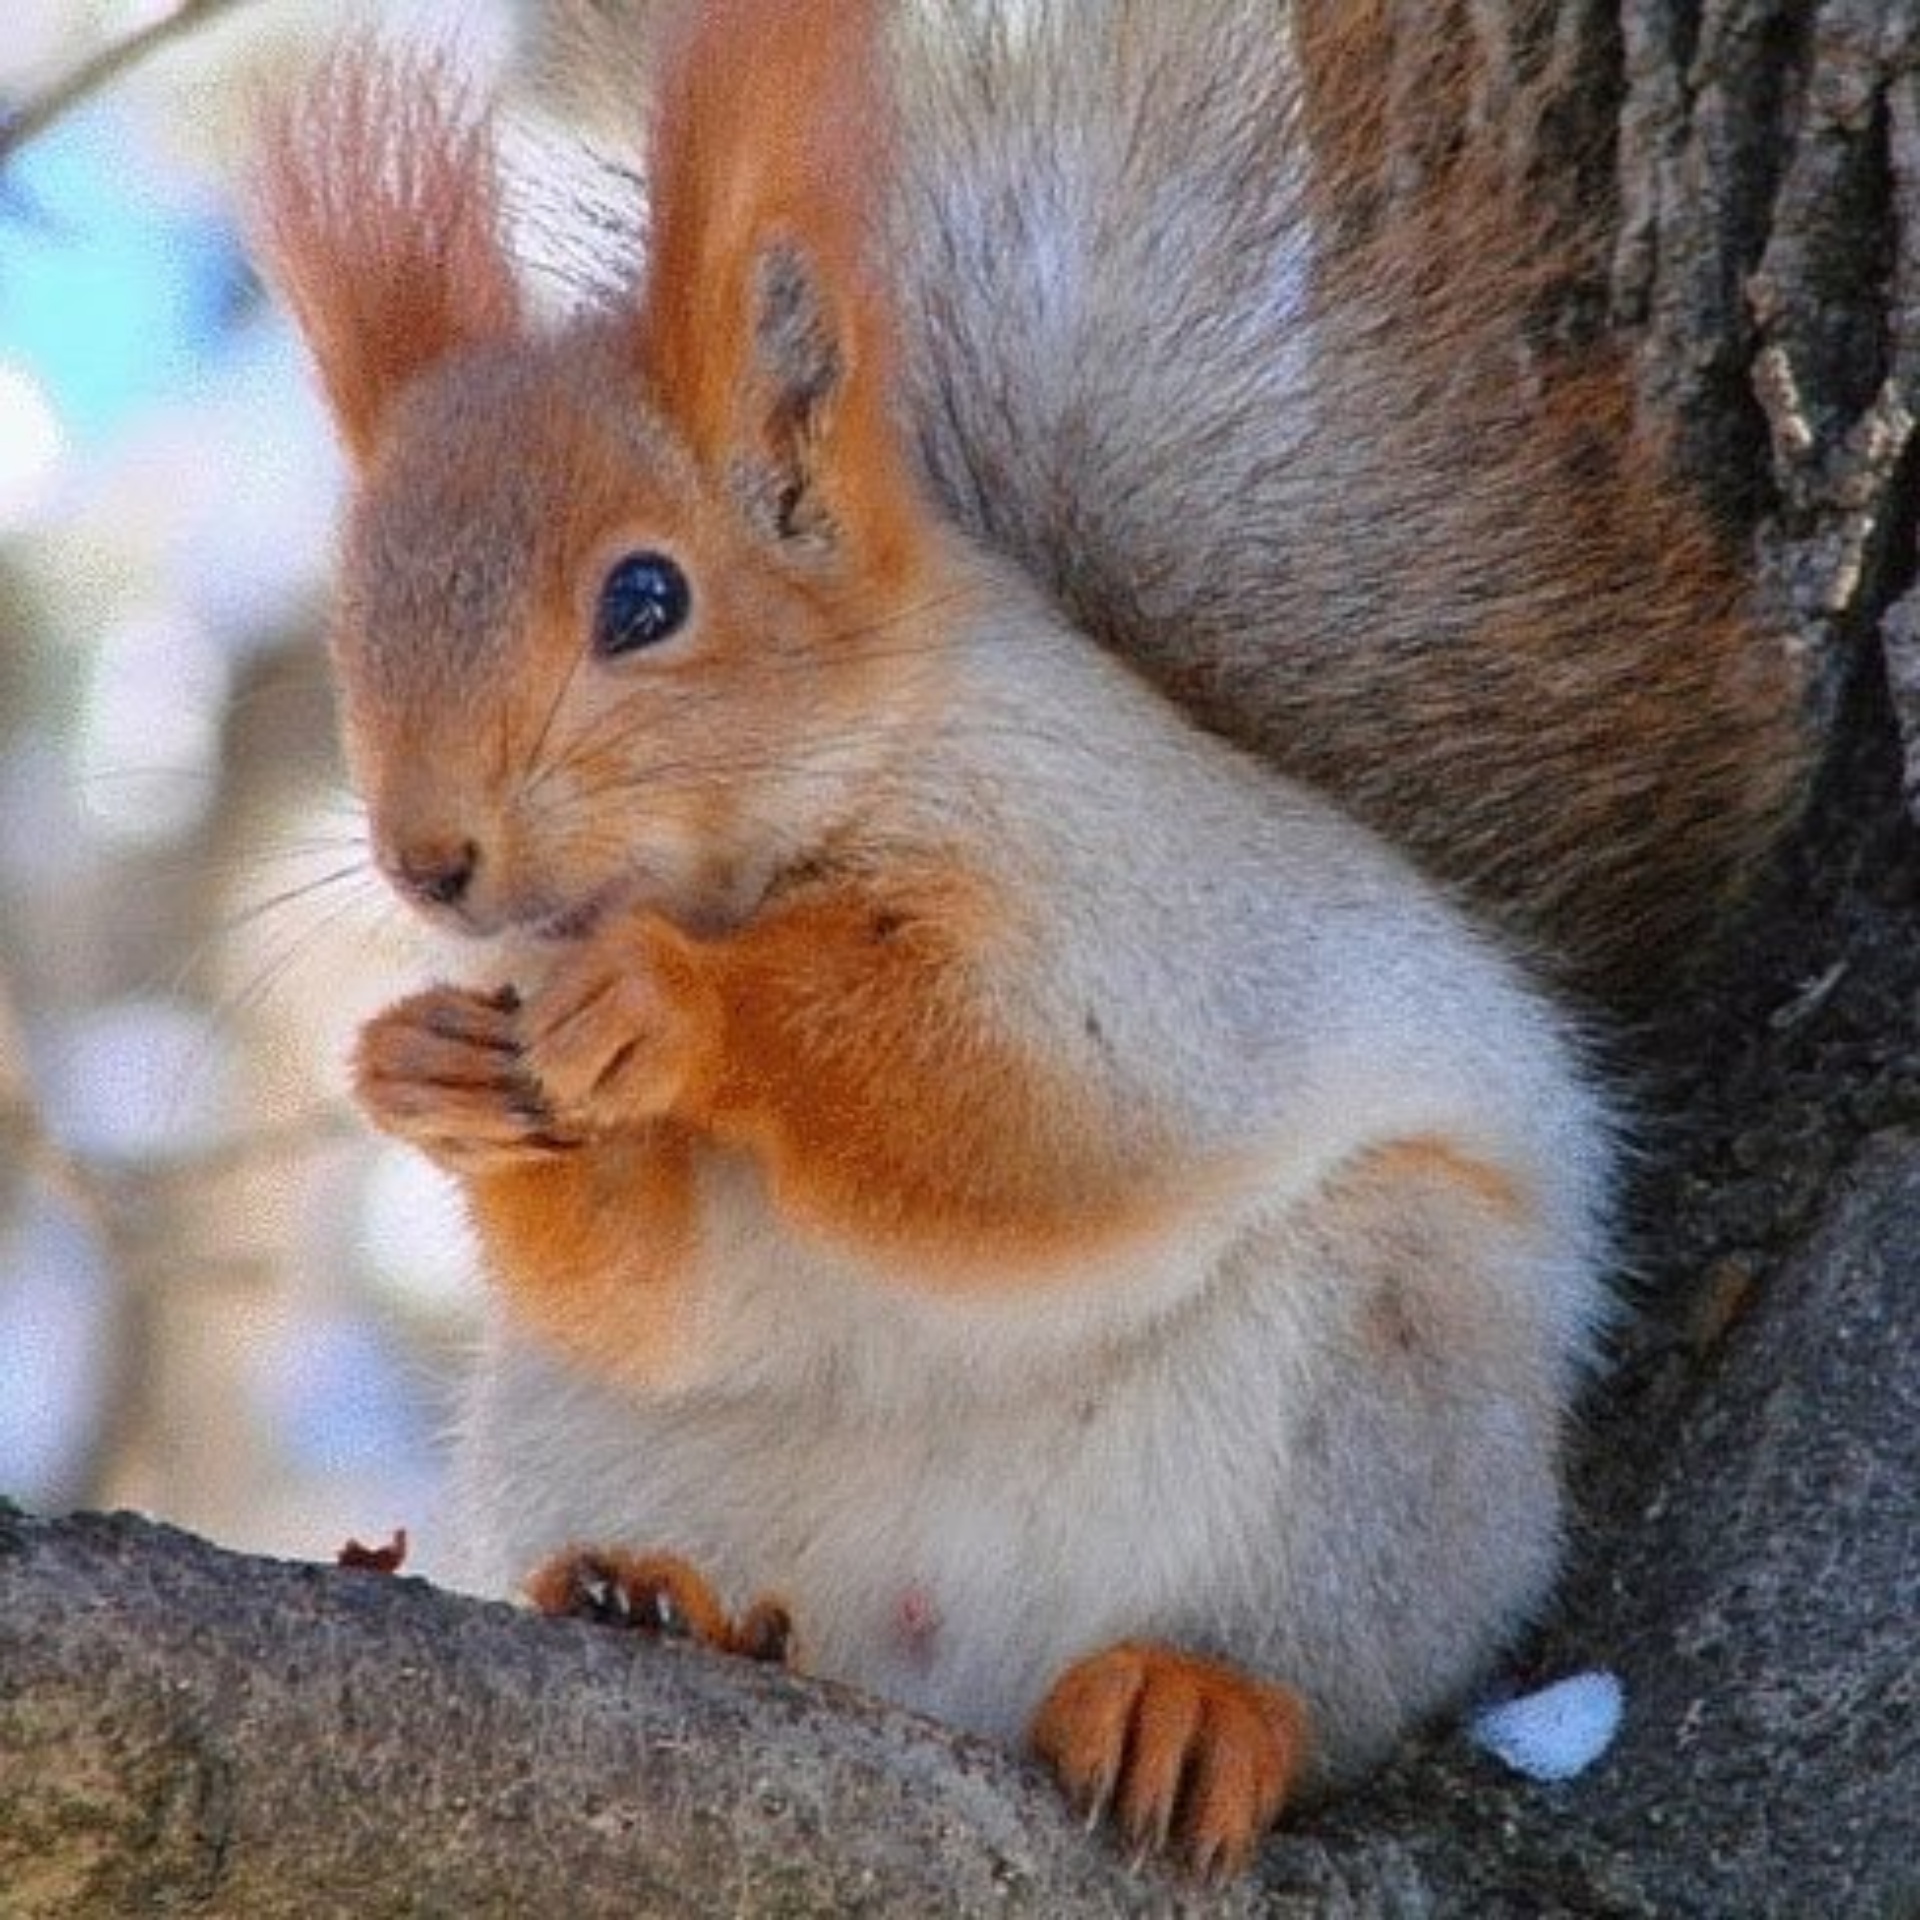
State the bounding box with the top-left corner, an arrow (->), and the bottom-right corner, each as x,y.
1030,1643 -> 1309,1882
522,919 -> 709,1134
353,985 -> 581,1175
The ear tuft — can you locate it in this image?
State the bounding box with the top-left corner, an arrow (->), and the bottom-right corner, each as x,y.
250,42 -> 522,463
638,0 -> 915,563
741,243 -> 847,544
754,245 -> 844,432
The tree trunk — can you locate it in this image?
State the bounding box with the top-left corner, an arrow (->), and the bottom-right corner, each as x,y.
9,3 -> 1920,1912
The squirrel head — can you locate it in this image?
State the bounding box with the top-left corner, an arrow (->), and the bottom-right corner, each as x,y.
252,1 -> 945,942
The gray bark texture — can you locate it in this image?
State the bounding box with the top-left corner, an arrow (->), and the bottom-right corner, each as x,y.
9,1 -> 1920,1913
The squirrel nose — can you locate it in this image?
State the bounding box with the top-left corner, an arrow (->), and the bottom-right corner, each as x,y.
390,838 -> 480,910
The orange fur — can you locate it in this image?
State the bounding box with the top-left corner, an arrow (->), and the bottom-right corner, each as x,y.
639,0 -> 919,584
1359,1136 -> 1532,1226
349,983 -> 700,1379
250,45 -> 519,462
467,1126 -> 702,1382
526,1546 -> 793,1661
1030,1643 -> 1311,1882
678,893 -> 1174,1276
513,879 -> 1199,1286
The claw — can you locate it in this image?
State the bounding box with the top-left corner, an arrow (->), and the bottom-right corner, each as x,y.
648,1582 -> 687,1636
1030,1643 -> 1308,1881
565,1555 -> 624,1623
524,1548 -> 750,1656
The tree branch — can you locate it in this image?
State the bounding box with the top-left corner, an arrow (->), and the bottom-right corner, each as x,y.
0,1507 -> 1219,1919
0,0 -> 260,168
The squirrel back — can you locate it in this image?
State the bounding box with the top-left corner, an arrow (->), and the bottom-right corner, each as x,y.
525,0 -> 1812,995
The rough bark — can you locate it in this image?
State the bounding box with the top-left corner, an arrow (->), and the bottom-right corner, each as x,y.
1615,0 -> 1920,744
9,1 -> 1920,1912
0,1505 -> 1183,1919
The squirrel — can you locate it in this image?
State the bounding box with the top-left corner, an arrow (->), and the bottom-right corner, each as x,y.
250,0 -> 1805,1882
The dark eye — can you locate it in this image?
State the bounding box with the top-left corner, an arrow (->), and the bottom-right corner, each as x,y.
593,550 -> 692,657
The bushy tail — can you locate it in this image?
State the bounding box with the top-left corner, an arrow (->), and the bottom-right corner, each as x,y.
887,1 -> 1811,994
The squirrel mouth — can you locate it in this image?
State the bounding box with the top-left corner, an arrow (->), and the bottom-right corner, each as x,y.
525,880 -> 632,943
533,896 -> 613,942
519,863 -> 750,945
525,872 -> 663,943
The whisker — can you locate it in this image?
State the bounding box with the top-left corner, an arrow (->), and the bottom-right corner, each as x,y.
205,834 -> 371,874
96,870 -> 393,1129
215,861 -> 374,940
68,764 -> 226,789
519,631 -> 594,804
211,876 -> 394,1041
217,673 -> 340,724
138,860 -> 377,1018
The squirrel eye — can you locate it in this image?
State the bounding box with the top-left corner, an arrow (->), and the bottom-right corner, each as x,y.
593,550 -> 692,657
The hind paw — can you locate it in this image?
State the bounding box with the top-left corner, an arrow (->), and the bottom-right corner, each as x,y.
1030,1642 -> 1309,1881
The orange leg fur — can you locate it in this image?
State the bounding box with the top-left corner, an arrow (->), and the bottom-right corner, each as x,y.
1030,1644 -> 1310,1881
352,980 -> 704,1380
354,866 -> 1196,1378
526,1548 -> 793,1664
515,876 -> 1192,1284
462,1124 -> 703,1383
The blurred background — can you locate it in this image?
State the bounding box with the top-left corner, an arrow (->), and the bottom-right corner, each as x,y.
0,0 -> 535,1575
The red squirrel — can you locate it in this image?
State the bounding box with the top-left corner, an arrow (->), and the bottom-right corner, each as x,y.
252,0 -> 1805,1880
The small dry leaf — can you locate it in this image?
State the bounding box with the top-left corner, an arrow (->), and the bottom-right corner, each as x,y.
337,1528 -> 410,1575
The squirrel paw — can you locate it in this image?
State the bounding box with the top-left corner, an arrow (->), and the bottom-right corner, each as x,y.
522,922 -> 703,1133
1029,1643 -> 1309,1883
526,1547 -> 793,1664
352,985 -> 581,1173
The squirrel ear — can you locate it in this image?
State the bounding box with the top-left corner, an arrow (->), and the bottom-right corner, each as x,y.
251,44 -> 521,465
638,0 -> 914,561
729,238 -> 857,548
